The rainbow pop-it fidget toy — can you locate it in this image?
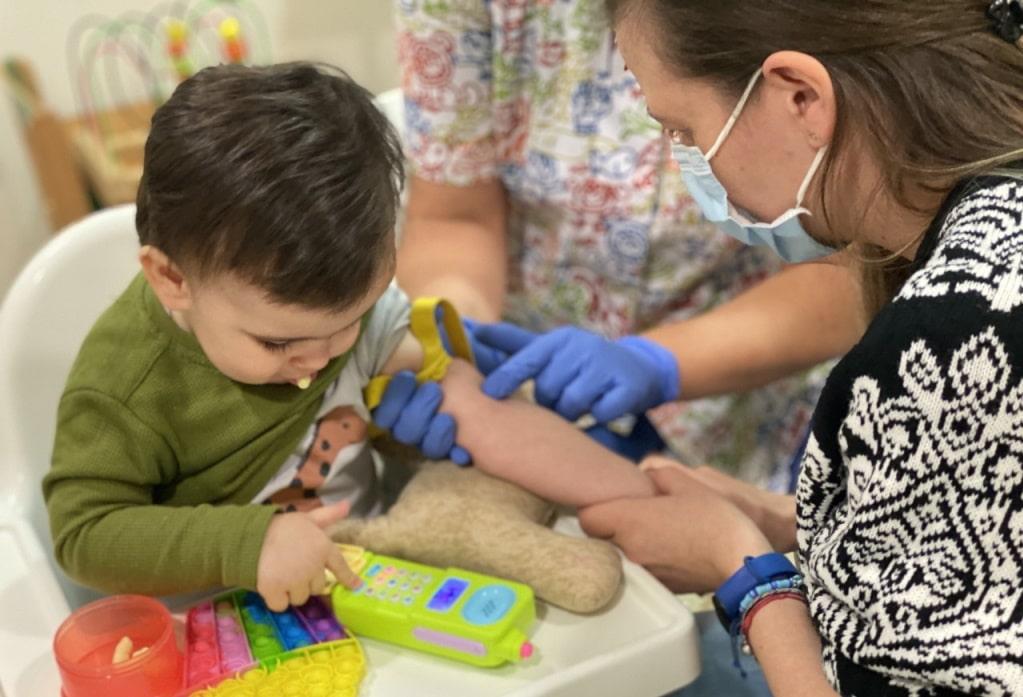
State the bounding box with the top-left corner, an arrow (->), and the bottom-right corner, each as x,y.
179,591 -> 364,696
187,641 -> 365,697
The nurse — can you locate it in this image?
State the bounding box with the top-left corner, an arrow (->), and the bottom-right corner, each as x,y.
389,0 -> 864,486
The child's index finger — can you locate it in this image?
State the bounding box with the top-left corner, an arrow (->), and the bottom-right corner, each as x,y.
326,544 -> 363,590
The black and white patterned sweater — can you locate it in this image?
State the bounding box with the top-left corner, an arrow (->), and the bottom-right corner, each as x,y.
798,175 -> 1023,697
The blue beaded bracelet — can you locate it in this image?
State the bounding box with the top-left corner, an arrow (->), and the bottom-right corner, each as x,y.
725,572 -> 805,675
737,574 -> 805,616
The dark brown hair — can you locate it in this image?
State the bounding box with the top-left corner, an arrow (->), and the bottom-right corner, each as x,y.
136,62 -> 403,311
607,0 -> 1023,314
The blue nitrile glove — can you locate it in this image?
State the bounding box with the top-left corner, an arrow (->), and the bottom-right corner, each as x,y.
586,414 -> 667,462
437,313 -> 508,376
461,318 -> 508,375
372,371 -> 472,465
478,324 -> 681,423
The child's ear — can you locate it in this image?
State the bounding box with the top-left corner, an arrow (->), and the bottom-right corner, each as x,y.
139,245 -> 193,311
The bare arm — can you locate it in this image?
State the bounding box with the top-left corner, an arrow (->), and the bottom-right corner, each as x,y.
646,256 -> 865,399
438,359 -> 655,507
397,176 -> 509,321
748,600 -> 839,697
380,329 -> 424,375
581,465 -> 836,696
641,458 -> 798,552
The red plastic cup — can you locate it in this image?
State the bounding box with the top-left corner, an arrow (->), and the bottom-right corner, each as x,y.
53,595 -> 184,697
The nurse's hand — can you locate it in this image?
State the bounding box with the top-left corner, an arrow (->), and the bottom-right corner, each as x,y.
579,465 -> 772,594
438,317 -> 509,376
372,371 -> 472,465
476,323 -> 681,423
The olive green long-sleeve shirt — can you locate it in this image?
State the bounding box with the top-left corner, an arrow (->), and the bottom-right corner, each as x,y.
43,274 -> 356,595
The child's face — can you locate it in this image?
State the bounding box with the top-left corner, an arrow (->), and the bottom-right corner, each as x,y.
181,271 -> 389,386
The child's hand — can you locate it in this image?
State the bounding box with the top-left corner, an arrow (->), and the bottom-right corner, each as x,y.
257,501 -> 362,611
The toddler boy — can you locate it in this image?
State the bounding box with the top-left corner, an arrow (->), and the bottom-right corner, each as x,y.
45,63 -> 420,610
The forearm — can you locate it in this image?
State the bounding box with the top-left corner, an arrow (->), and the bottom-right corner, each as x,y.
397,177 -> 508,321
45,392 -> 277,595
397,222 -> 506,320
645,258 -> 864,399
760,492 -> 798,553
49,499 -> 275,595
747,599 -> 838,697
439,360 -> 655,506
688,465 -> 797,552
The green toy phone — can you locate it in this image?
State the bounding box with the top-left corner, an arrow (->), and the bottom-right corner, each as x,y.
330,547 -> 536,668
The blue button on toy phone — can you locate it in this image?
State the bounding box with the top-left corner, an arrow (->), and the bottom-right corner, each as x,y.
331,547 -> 536,667
462,585 -> 517,626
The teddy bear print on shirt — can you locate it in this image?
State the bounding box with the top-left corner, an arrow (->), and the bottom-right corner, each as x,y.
268,406 -> 368,513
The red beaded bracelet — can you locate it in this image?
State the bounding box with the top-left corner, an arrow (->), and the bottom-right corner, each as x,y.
740,590 -> 809,640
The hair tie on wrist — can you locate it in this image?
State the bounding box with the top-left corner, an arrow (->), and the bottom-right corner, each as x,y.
988,0 -> 1023,43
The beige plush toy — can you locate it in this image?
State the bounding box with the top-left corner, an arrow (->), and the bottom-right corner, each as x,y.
328,458 -> 623,614
334,298 -> 625,613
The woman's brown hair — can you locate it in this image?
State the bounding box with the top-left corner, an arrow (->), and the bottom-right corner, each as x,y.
607,0 -> 1023,315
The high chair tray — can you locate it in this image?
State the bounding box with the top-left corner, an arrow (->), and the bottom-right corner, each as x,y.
352,517 -> 699,697
0,516 -> 699,697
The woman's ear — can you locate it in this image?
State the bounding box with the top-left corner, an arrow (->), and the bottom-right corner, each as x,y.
761,51 -> 836,148
139,245 -> 193,311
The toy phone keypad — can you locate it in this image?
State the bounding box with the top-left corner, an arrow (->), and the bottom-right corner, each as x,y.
361,558 -> 433,607
332,547 -> 536,667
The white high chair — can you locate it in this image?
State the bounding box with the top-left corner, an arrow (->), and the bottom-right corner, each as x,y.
0,93 -> 700,697
0,204 -> 141,696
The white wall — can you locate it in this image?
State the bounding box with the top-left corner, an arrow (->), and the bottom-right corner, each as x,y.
0,0 -> 399,298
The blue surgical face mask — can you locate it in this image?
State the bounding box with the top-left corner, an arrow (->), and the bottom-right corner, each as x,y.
670,70 -> 835,263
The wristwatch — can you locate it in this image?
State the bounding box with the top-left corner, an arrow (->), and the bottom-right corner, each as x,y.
713,552 -> 799,629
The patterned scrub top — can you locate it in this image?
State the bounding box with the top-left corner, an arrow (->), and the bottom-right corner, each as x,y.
396,0 -> 830,488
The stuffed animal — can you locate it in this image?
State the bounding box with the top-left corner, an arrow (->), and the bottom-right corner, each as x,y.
328,458 -> 623,614
335,298 -> 624,613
